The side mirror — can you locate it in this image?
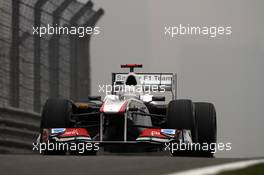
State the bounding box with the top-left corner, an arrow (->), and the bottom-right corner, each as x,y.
88,96 -> 101,101
152,96 -> 165,102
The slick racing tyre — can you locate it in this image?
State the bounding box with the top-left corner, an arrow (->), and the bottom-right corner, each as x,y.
40,99 -> 73,155
167,99 -> 198,156
194,102 -> 217,157
41,98 -> 72,128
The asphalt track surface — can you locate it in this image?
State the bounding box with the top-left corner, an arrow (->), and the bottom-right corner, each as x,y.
0,154 -> 248,175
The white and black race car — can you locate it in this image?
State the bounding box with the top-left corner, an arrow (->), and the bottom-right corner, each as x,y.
39,64 -> 216,156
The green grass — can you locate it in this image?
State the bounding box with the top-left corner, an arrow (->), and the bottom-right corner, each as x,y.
218,163 -> 264,175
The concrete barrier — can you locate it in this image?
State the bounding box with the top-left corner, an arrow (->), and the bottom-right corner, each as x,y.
0,106 -> 40,153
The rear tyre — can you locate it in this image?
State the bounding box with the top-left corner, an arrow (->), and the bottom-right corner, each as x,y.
167,99 -> 198,156
194,102 -> 217,157
40,98 -> 73,155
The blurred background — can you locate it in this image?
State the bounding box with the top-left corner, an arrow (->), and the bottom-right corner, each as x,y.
0,0 -> 263,158
0,0 -> 103,153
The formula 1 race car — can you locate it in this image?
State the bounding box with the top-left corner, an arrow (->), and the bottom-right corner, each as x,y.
39,64 -> 216,156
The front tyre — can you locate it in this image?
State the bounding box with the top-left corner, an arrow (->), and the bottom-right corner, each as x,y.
195,102 -> 217,157
41,98 -> 73,128
167,99 -> 198,156
40,98 -> 73,155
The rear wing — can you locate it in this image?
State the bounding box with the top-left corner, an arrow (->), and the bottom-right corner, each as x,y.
112,73 -> 177,100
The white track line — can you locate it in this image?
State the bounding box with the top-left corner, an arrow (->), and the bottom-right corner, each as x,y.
167,159 -> 264,175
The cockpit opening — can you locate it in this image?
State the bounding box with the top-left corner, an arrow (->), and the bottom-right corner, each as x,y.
125,75 -> 137,86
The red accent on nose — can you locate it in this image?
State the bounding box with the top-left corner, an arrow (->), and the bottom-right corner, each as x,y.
100,103 -> 105,113
118,101 -> 127,113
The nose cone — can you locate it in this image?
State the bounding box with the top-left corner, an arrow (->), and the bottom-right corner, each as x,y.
101,99 -> 127,114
